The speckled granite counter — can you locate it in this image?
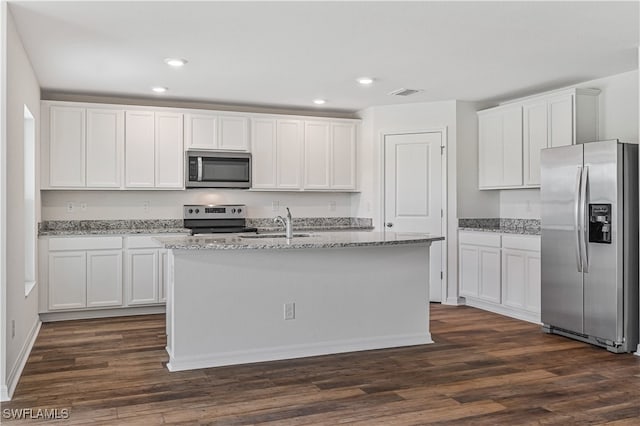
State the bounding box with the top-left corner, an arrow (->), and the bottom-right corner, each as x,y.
458,218 -> 540,235
156,231 -> 443,250
38,217 -> 374,236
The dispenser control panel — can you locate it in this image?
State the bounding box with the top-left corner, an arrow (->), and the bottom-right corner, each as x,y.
589,204 -> 612,244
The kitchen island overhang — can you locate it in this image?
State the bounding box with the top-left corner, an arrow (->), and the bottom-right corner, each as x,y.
156,232 -> 444,372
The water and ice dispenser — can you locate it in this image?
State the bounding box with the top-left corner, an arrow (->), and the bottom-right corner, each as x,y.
588,204 -> 612,244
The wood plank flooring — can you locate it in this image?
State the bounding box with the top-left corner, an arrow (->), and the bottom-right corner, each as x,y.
3,304 -> 639,424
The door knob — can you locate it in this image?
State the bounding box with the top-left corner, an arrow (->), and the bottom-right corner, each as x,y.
386,222 -> 394,228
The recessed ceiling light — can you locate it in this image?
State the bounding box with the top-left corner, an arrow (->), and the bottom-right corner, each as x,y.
357,77 -> 374,85
152,87 -> 168,93
313,99 -> 326,105
165,58 -> 188,67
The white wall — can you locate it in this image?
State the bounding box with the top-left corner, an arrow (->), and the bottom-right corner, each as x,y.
499,69 -> 639,219
355,101 -> 463,304
1,9 -> 41,400
41,190 -> 353,220
456,101 -> 500,219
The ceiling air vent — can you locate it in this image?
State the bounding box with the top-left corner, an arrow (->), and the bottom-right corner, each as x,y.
388,88 -> 423,97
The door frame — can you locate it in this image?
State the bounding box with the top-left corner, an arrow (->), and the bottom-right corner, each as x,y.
379,127 -> 448,303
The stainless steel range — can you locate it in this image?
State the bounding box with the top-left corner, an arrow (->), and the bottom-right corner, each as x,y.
183,204 -> 257,235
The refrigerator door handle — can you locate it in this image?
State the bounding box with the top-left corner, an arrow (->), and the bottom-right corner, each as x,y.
574,165 -> 583,272
580,165 -> 589,273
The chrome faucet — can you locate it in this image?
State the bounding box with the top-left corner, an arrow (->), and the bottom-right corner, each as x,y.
274,207 -> 293,238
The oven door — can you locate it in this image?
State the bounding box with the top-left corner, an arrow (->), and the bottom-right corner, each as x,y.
186,151 -> 251,188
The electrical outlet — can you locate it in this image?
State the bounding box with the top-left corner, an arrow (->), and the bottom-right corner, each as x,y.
272,201 -> 280,212
143,201 -> 150,213
284,302 -> 295,320
66,202 -> 74,213
328,201 -> 336,212
11,320 -> 15,338
80,203 -> 87,211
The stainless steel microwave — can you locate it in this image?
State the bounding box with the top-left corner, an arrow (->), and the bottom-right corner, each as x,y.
185,151 -> 251,189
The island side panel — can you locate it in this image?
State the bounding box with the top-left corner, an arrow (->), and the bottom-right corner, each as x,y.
167,243 -> 431,371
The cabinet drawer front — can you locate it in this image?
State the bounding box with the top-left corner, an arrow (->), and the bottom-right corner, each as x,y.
126,236 -> 164,249
502,234 -> 540,251
458,231 -> 501,247
49,236 -> 123,251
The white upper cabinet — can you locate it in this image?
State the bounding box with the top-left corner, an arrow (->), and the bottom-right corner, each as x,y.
185,112 -> 249,151
155,112 -> 184,188
479,87 -> 599,190
251,118 -> 278,189
49,105 -> 86,187
478,106 -> 523,189
330,123 -> 357,190
276,120 -> 304,189
46,104 -> 123,189
86,109 -> 123,187
304,121 -> 331,189
125,110 -> 183,189
125,111 -> 155,188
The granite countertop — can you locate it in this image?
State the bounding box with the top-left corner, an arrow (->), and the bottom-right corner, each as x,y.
458,218 -> 541,236
155,231 -> 444,250
38,217 -> 374,237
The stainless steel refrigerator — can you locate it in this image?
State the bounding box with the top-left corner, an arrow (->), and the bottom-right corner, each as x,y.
540,140 -> 639,353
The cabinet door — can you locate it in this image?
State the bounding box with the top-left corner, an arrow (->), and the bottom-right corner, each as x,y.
523,101 -> 548,186
304,121 -> 331,189
185,113 -> 217,150
49,251 -> 86,310
502,107 -> 523,187
49,106 -> 86,187
478,247 -> 501,303
155,112 -> 184,188
251,119 -> 277,188
548,95 -> 573,148
331,123 -> 357,190
159,249 -> 168,303
219,116 -> 249,151
478,112 -> 502,188
276,120 -> 303,189
86,109 -> 123,188
126,249 -> 159,305
502,249 -> 526,309
125,111 -> 155,187
459,244 -> 479,297
86,250 -> 123,307
525,252 -> 541,313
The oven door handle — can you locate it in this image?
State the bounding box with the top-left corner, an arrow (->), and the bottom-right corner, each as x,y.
197,157 -> 203,182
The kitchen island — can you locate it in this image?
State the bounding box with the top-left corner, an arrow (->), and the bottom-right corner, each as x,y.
156,231 -> 443,372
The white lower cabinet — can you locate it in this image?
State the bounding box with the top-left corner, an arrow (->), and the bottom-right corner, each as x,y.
46,237 -> 123,311
41,234 -> 179,316
459,231 -> 541,323
124,236 -> 169,306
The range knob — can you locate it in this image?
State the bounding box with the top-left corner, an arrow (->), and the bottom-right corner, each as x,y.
237,208 -> 242,214
231,208 -> 236,213
195,208 -> 200,214
188,209 -> 193,214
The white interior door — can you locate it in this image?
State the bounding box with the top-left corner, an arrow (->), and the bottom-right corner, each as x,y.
384,132 -> 444,302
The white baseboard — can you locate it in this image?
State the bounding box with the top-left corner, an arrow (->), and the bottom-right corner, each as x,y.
40,305 -> 165,322
464,297 -> 541,325
444,296 -> 465,306
167,333 -> 433,372
634,344 -> 640,357
1,319 -> 41,401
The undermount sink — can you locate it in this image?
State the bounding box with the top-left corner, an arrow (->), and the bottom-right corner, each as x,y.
240,233 -> 312,239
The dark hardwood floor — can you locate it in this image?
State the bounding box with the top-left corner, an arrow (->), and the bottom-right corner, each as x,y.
3,304 -> 639,425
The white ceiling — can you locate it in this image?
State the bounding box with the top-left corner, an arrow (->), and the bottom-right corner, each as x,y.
8,1 -> 640,113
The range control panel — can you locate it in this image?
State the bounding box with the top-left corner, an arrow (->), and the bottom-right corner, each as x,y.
183,204 -> 246,220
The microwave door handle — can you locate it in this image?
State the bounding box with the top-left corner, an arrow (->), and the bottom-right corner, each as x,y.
580,165 -> 589,273
197,157 -> 203,182
574,165 -> 583,272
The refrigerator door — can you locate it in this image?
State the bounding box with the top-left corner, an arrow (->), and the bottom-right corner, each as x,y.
583,141 -> 622,343
541,144 -> 584,333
